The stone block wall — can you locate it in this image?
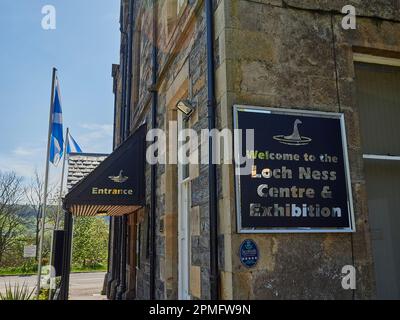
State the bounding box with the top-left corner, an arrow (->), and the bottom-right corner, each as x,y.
217,0 -> 400,299
113,0 -> 400,300
122,0 -> 213,300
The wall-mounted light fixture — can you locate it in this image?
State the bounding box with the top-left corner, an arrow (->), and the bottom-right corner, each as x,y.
176,99 -> 195,117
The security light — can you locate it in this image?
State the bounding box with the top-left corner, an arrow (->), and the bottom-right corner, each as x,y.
176,99 -> 195,117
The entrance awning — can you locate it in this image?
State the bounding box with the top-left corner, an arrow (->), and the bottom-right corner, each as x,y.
63,124 -> 146,217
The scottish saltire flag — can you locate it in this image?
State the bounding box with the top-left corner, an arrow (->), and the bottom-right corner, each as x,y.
49,76 -> 64,165
66,132 -> 83,154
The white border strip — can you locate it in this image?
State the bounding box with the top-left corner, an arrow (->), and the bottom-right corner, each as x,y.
353,53 -> 400,67
363,154 -> 400,161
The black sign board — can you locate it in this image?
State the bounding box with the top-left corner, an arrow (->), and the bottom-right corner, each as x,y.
51,230 -> 65,277
234,106 -> 355,233
64,124 -> 146,208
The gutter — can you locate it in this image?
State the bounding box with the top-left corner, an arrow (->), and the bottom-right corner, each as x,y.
116,0 -> 135,301
105,64 -> 118,298
109,2 -> 126,300
206,0 -> 219,300
125,0 -> 135,138
149,0 -> 158,300
113,0 -> 129,301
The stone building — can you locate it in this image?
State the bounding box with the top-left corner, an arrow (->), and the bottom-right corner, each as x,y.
104,0 -> 400,300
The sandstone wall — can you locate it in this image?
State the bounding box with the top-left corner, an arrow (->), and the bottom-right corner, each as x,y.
218,0 -> 400,299
114,0 -> 400,300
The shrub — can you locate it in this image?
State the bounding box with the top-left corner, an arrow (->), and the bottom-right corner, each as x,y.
0,282 -> 35,300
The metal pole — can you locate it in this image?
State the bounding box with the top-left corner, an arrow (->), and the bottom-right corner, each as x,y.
59,210 -> 73,300
206,0 -> 219,300
48,128 -> 68,300
36,67 -> 57,299
149,0 -> 158,300
116,215 -> 127,300
56,127 -> 69,230
64,213 -> 73,300
48,230 -> 55,300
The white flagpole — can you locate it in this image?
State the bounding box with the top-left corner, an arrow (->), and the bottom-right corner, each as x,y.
36,67 -> 57,299
56,127 -> 69,230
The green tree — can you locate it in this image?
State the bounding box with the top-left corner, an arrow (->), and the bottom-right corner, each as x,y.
0,171 -> 25,265
24,169 -> 58,261
72,217 -> 108,268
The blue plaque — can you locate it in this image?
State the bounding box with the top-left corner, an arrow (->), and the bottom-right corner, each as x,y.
240,239 -> 259,268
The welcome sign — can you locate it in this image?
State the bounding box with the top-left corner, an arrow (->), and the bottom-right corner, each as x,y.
234,106 -> 355,233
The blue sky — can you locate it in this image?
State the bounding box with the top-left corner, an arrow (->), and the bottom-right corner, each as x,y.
0,1 -> 120,184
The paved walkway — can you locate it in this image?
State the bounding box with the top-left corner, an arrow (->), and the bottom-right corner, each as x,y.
0,274 -> 36,297
69,272 -> 107,300
0,272 -> 107,300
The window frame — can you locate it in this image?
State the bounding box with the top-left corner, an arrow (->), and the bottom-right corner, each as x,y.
354,53 -> 400,162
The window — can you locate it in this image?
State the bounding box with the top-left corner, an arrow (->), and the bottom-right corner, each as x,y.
356,61 -> 400,159
355,57 -> 400,299
165,0 -> 187,35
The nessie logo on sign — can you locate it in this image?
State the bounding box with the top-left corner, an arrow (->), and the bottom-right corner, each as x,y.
109,170 -> 129,183
273,119 -> 312,146
234,106 -> 355,233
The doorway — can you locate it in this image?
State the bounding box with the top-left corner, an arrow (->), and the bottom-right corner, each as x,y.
68,215 -> 109,300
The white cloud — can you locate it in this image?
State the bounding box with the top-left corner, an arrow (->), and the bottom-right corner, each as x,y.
0,123 -> 113,193
80,123 -> 113,133
0,155 -> 37,179
0,151 -> 62,204
77,123 -> 113,154
0,144 -> 60,186
13,146 -> 43,157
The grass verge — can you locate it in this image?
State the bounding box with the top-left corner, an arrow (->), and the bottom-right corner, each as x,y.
0,264 -> 107,276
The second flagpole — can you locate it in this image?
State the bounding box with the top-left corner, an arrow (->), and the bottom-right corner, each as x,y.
56,127 -> 68,230
48,127 -> 69,300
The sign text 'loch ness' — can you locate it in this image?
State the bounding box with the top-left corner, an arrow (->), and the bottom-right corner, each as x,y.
234,106 -> 355,233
